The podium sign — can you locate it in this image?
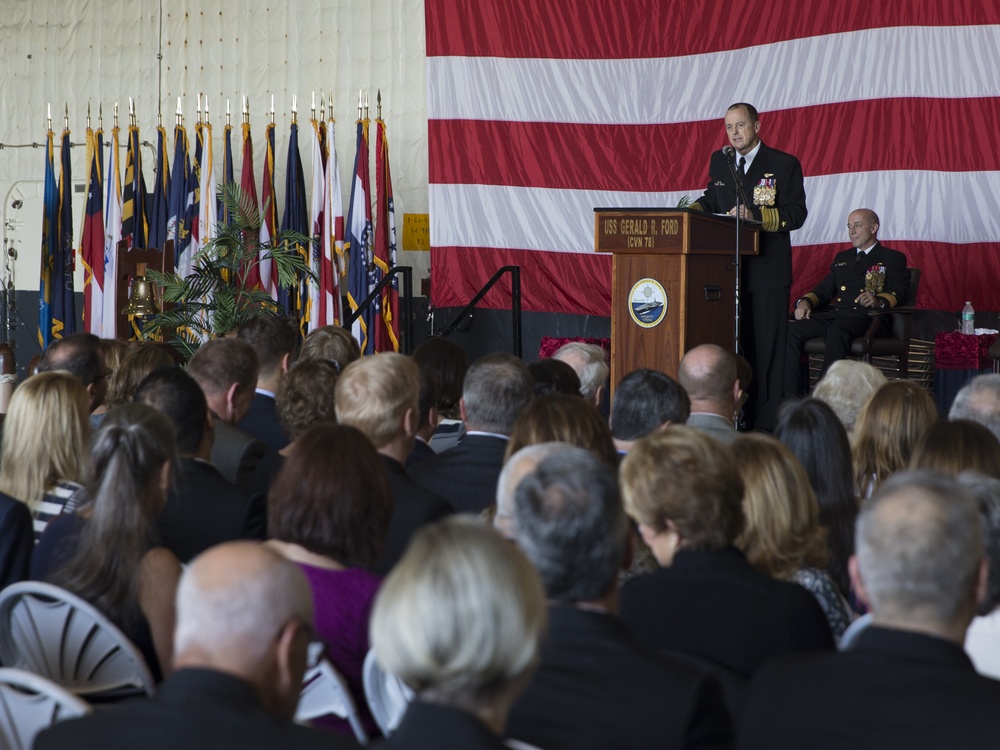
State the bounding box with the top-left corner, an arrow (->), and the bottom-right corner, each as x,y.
595,208 -> 758,391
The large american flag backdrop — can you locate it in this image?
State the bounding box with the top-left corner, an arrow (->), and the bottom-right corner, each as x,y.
426,0 -> 1000,317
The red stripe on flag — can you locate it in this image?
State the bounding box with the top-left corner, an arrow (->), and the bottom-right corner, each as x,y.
430,98 -> 1000,192
427,0 -> 1000,58
433,240 -> 1000,318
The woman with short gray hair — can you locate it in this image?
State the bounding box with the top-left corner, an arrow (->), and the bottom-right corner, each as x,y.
370,516 -> 546,747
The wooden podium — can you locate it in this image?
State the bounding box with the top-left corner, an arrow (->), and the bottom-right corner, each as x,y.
595,208 -> 759,391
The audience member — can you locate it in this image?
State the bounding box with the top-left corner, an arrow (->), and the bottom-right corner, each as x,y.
812,359 -> 886,435
739,471 -> 1000,748
33,404 -> 182,682
0,371 -> 90,540
505,394 -> 618,467
0,491 -> 31,590
609,368 -> 690,453
267,423 -> 391,736
370,517 -> 546,749
619,426 -> 833,685
411,353 -> 532,514
950,373 -> 1000,441
35,542 -> 358,750
551,341 -> 609,406
237,316 -> 299,451
493,443 -> 566,541
852,380 -> 937,498
412,336 -> 468,453
677,345 -> 739,444
909,419 -> 1000,480
774,398 -> 858,599
335,353 -> 452,574
37,332 -> 109,418
731,434 -> 854,641
89,338 -> 130,419
135,367 -> 266,562
505,445 -> 732,750
960,472 -> 1000,680
528,358 -> 582,397
187,337 -> 268,491
255,358 -> 340,490
299,324 -> 362,369
407,368 -> 439,467
102,344 -> 176,411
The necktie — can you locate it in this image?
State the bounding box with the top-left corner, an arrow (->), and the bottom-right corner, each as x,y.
856,251 -> 867,267
738,156 -> 746,176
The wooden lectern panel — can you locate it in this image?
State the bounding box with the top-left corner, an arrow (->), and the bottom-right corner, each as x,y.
595,209 -> 759,392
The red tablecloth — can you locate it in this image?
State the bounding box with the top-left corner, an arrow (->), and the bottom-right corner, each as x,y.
935,331 -> 998,370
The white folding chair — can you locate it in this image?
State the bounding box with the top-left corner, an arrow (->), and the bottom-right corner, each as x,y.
362,648 -> 414,736
0,581 -> 155,699
0,667 -> 91,750
296,647 -> 369,744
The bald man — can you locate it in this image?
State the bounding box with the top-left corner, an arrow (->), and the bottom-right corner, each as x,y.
784,208 -> 908,400
678,345 -> 741,444
36,543 -> 358,750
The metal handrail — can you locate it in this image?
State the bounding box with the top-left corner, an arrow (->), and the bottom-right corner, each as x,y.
439,265 -> 522,358
343,266 -> 414,354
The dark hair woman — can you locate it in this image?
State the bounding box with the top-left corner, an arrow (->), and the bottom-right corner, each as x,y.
33,404 -> 181,682
266,423 -> 393,737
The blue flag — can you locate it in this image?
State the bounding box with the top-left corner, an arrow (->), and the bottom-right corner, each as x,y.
279,121 -> 308,316
148,126 -> 170,251
346,118 -> 374,354
38,130 -> 58,348
168,124 -> 192,275
53,128 -> 76,340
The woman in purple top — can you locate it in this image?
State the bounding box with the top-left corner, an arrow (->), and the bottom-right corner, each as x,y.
266,423 -> 392,738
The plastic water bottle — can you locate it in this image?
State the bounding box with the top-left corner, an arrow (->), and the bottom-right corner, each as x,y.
961,301 -> 975,335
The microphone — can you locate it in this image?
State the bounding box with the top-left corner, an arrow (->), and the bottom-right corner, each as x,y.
722,146 -> 751,211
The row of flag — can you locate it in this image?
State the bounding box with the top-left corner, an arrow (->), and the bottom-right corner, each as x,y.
39,98 -> 400,355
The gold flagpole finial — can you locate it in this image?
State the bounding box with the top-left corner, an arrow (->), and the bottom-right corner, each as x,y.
377,90 -> 382,120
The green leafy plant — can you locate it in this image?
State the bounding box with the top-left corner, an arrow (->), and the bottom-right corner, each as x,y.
144,182 -> 314,357
676,195 -> 693,208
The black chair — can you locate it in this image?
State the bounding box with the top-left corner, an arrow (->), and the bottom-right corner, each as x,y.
803,267 -> 922,382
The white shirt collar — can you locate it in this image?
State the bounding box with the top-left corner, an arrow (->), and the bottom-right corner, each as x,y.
739,140 -> 763,172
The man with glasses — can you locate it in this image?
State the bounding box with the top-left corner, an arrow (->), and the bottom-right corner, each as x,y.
36,542 -> 359,750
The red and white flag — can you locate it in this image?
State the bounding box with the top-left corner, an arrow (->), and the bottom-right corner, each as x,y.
426,0 -> 1000,314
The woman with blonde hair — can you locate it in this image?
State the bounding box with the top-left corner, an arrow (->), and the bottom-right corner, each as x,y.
731,434 -> 853,640
0,371 -> 90,540
851,380 -> 938,498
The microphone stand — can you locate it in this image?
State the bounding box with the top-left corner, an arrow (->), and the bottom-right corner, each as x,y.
724,150 -> 751,355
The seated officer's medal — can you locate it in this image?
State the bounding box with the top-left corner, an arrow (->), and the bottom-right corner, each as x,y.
753,174 -> 777,206
865,263 -> 886,295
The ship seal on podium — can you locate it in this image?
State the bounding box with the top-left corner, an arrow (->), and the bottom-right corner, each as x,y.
628,278 -> 667,328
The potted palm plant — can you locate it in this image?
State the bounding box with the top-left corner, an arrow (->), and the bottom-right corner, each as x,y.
143,182 -> 314,357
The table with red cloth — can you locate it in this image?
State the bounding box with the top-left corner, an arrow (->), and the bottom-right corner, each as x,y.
934,330 -> 998,415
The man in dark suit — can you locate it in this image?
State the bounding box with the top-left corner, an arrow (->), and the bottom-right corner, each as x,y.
136,367 -> 266,563
411,353 -> 533,514
610,368 -> 690,454
784,208 -> 908,398
740,471 -> 1000,749
35,542 -> 359,750
236,316 -> 298,451
691,102 -> 808,431
506,444 -> 732,750
187,337 -> 268,492
336,353 -> 453,574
